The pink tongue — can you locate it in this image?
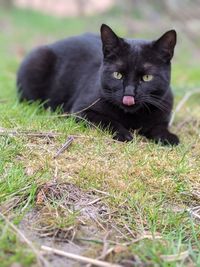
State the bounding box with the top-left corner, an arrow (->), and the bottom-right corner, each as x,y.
123,96 -> 135,106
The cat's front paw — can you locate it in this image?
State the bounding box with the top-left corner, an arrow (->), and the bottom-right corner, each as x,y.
113,131 -> 133,142
157,132 -> 179,146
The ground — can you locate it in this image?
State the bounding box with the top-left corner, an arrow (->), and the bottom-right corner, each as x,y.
0,7 -> 200,267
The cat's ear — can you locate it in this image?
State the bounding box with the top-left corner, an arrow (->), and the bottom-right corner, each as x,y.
154,30 -> 177,62
100,24 -> 121,57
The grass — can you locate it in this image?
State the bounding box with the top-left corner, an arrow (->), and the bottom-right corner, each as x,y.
0,7 -> 200,267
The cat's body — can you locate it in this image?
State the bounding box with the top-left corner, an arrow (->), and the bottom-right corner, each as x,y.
17,25 -> 179,144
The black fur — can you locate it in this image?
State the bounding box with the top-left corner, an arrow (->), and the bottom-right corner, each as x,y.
17,24 -> 179,145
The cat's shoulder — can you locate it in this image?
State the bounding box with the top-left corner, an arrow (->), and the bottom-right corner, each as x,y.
49,33 -> 101,51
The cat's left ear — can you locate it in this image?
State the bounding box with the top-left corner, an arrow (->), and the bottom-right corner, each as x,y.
100,24 -> 121,57
154,30 -> 177,62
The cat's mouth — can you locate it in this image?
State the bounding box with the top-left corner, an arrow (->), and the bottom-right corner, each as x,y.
122,96 -> 135,106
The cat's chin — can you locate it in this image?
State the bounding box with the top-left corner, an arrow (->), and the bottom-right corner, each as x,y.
119,103 -> 142,113
107,98 -> 141,113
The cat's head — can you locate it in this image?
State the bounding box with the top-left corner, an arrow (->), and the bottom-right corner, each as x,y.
100,24 -> 176,113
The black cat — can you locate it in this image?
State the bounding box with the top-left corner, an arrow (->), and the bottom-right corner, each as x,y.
17,24 -> 179,145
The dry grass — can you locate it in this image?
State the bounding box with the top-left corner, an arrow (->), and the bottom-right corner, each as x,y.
3,104 -> 198,265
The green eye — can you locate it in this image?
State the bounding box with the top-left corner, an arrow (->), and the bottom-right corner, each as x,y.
113,72 -> 123,80
142,75 -> 153,82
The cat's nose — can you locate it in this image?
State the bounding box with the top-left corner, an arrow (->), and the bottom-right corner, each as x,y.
124,85 -> 135,96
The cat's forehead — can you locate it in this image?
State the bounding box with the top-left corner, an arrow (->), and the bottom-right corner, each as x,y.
114,42 -> 155,70
143,62 -> 154,70
129,41 -> 152,59
115,59 -> 153,70
127,40 -> 159,68
126,38 -> 150,51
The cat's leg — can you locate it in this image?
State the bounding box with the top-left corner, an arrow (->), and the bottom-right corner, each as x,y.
140,123 -> 179,145
83,110 -> 133,142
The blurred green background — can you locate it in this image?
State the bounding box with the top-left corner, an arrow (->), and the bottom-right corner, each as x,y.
0,0 -> 200,100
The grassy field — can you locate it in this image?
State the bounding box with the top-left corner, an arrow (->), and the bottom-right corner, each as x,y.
0,8 -> 200,267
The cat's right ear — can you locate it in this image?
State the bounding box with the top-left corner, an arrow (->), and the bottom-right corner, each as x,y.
100,24 -> 120,57
154,30 -> 177,62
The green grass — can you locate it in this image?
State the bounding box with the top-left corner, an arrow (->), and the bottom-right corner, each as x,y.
0,226 -> 35,267
0,7 -> 200,267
